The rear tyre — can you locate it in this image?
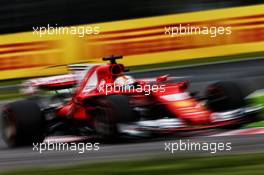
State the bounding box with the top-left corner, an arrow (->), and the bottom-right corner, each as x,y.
205,81 -> 245,112
93,95 -> 134,139
1,100 -> 45,147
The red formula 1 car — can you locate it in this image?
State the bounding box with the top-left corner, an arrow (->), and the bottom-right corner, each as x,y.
1,56 -> 262,147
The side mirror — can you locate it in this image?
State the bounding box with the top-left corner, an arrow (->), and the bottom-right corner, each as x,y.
156,75 -> 169,82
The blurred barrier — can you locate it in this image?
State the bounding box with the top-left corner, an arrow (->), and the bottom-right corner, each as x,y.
0,4 -> 263,80
1,0 -> 261,34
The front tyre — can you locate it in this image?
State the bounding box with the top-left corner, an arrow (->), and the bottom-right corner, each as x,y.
93,95 -> 134,139
206,81 -> 245,112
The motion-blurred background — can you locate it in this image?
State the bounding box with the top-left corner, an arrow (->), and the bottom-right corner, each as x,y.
0,1 -> 264,174
0,0 -> 263,80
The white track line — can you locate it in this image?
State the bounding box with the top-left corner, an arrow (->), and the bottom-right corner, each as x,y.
44,136 -> 90,143
210,127 -> 264,137
43,127 -> 264,143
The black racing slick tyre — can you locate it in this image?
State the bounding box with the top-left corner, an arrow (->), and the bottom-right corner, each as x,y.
1,100 -> 45,147
94,95 -> 134,139
205,81 -> 245,112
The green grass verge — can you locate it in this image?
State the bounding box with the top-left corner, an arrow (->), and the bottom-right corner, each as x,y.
245,120 -> 264,128
0,79 -> 23,100
1,153 -> 264,175
0,90 -> 23,101
244,94 -> 264,128
0,79 -> 23,87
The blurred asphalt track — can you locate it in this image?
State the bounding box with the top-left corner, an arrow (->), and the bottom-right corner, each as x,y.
1,58 -> 264,171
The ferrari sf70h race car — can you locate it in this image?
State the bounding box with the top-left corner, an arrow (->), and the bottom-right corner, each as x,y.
1,56 -> 262,147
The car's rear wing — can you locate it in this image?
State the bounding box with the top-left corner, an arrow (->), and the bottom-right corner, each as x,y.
20,74 -> 77,94
20,63 -> 102,94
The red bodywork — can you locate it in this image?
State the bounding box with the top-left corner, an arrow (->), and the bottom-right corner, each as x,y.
53,62 -> 214,127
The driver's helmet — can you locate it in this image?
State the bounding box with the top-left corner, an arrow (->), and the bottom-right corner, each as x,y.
114,75 -> 135,86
